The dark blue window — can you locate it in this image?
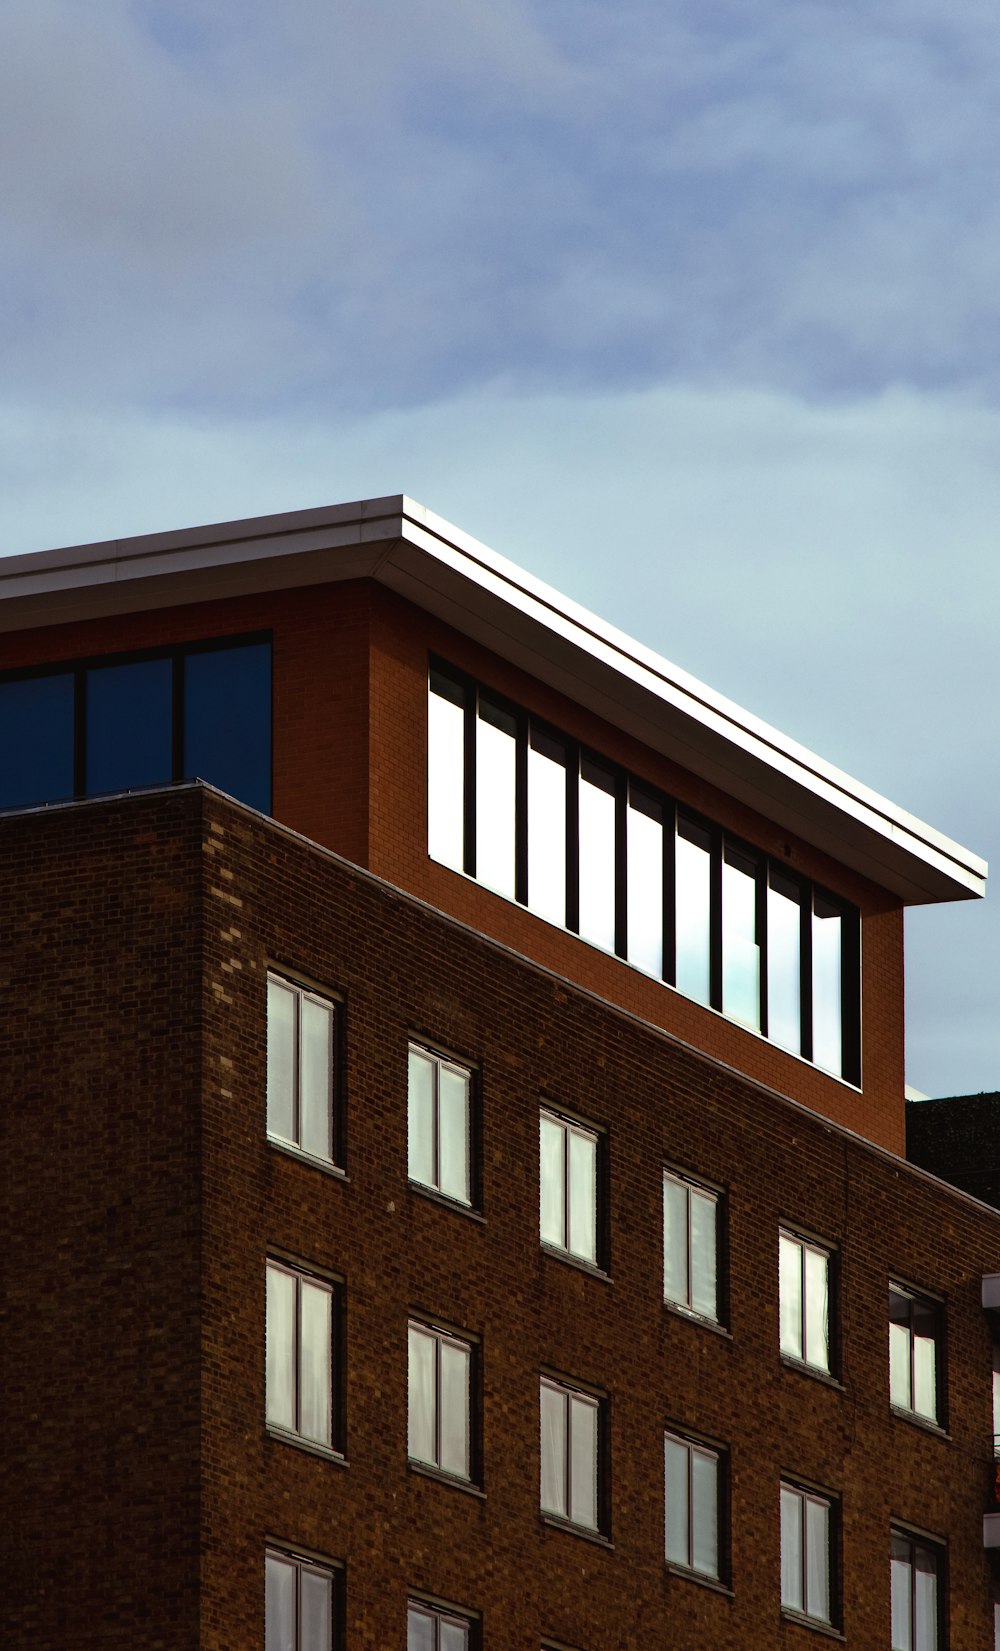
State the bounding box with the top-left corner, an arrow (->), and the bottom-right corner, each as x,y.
183,642 -> 271,813
85,657 -> 174,796
0,674 -> 75,809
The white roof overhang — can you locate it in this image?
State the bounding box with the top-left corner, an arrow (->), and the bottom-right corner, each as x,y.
0,494 -> 985,906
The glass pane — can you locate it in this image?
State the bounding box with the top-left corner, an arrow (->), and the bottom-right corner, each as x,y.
84,656 -> 173,796
780,1486 -> 803,1611
578,763 -> 617,952
408,1325 -> 437,1465
438,1063 -> 470,1204
806,1497 -> 830,1620
812,898 -> 843,1077
689,1189 -> 718,1320
722,851 -> 760,1029
407,1049 -> 436,1188
627,797 -> 662,976
300,996 -> 333,1161
539,1113 -> 566,1248
676,823 -> 711,1005
0,673 -> 75,809
183,641 -> 271,813
300,1567 -> 332,1651
804,1246 -> 830,1372
779,1235 -> 803,1361
891,1544 -> 913,1651
768,876 -> 802,1054
992,1347 -> 1000,1451
568,1127 -> 597,1263
428,679 -> 466,872
440,1622 -> 469,1651
528,735 -> 566,925
890,1319 -> 912,1409
663,1175 -> 690,1308
439,1338 -> 471,1478
407,1606 -> 435,1651
691,1447 -> 719,1578
265,1553 -> 296,1651
540,1381 -> 567,1517
299,1279 -> 332,1447
569,1394 -> 598,1529
267,979 -> 296,1143
914,1546 -> 937,1651
476,701 -> 517,899
664,1436 -> 690,1567
266,1265 -> 296,1432
913,1323 -> 937,1421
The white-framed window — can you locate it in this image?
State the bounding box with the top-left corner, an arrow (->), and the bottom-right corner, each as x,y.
408,1320 -> 473,1482
539,1109 -> 600,1266
891,1529 -> 941,1651
663,1169 -> 720,1323
407,1043 -> 473,1207
664,1431 -> 722,1580
779,1230 -> 831,1373
889,1283 -> 941,1423
267,974 -> 336,1163
266,1259 -> 336,1451
265,1549 -> 335,1651
780,1482 -> 832,1625
407,1599 -> 472,1650
540,1376 -> 602,1532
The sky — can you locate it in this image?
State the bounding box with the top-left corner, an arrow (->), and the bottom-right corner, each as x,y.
1,0 -> 998,1097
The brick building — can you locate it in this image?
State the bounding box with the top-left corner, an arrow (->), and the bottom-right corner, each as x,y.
0,495 -> 997,1649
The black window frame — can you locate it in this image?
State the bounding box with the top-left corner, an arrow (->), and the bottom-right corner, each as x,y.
406,1594 -> 480,1651
539,1371 -> 611,1540
778,1225 -> 838,1380
890,1524 -> 945,1651
663,1425 -> 730,1586
538,1101 -> 610,1275
266,969 -> 346,1170
406,1314 -> 481,1488
889,1280 -> 946,1429
265,1252 -> 347,1461
779,1477 -> 840,1630
265,1543 -> 344,1651
406,1038 -> 481,1214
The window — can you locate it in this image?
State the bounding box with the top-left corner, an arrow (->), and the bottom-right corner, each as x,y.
408,1044 -> 473,1207
779,1231 -> 831,1373
889,1284 -> 942,1424
891,1530 -> 941,1651
539,1110 -> 600,1267
267,975 -> 337,1163
780,1483 -> 833,1625
427,660 -> 861,1082
265,1549 -> 336,1651
663,1169 -> 720,1323
540,1377 -> 603,1532
407,1601 -> 472,1650
664,1432 -> 723,1581
408,1321 -> 473,1482
266,1260 -> 337,1452
993,1345 -> 1000,1457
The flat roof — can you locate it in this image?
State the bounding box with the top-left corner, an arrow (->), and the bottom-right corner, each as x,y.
0,494 -> 985,905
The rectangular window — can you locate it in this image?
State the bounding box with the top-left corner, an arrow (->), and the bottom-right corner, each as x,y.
767,870 -> 803,1055
540,1377 -> 602,1532
664,1432 -> 722,1580
266,1260 -> 337,1452
84,656 -> 173,796
891,1530 -> 941,1651
428,670 -> 467,873
722,844 -> 760,1030
889,1284 -> 941,1424
993,1345 -> 1000,1457
675,816 -> 712,1005
527,726 -> 567,926
627,786 -> 664,977
663,1169 -> 720,1323
476,697 -> 518,899
779,1231 -> 831,1374
407,1601 -> 472,1650
408,1321 -> 473,1482
539,1109 -> 600,1267
267,975 -> 337,1164
182,639 -> 272,815
812,894 -> 844,1077
266,1550 -> 335,1651
407,1044 -> 473,1207
577,757 -> 617,952
0,672 -> 75,811
781,1483 -> 832,1625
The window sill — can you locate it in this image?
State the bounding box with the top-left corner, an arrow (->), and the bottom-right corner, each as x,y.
780,1356 -> 844,1392
266,1426 -> 347,1466
780,1608 -> 844,1640
267,1137 -> 349,1182
409,1181 -> 486,1223
666,1564 -> 733,1599
889,1404 -> 949,1441
663,1301 -> 732,1340
407,1461 -> 485,1499
541,1244 -> 611,1283
541,1515 -> 613,1550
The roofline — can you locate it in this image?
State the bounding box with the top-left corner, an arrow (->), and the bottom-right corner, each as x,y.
0,494 -> 986,906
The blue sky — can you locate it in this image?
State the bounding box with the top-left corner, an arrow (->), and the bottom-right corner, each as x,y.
1,0 -> 998,1095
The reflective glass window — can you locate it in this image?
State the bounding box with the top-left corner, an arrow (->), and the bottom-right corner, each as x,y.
627,787 -> 663,976
527,727 -> 567,925
476,697 -> 517,899
889,1284 -> 940,1423
664,1432 -> 721,1579
663,1169 -> 719,1322
676,817 -> 711,1005
266,975 -> 336,1163
779,1231 -> 831,1373
0,673 -> 75,809
407,1044 -> 472,1207
183,641 -> 271,813
539,1110 -> 599,1265
768,872 -> 802,1055
84,656 -> 173,796
891,1532 -> 939,1651
722,845 -> 760,1029
578,758 -> 617,952
428,671 -> 466,872
407,1321 -> 472,1480
812,895 -> 843,1077
407,1603 -> 470,1651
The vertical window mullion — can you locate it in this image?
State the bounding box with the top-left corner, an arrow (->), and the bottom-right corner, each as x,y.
432,1064 -> 441,1195
292,991 -> 302,1150
293,1275 -> 303,1437
687,1442 -> 696,1569
562,1124 -> 571,1250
